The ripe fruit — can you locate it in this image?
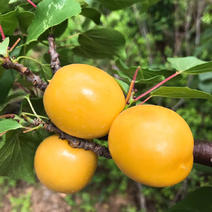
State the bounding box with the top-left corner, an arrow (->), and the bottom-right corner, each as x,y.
34,135 -> 97,193
109,105 -> 194,187
43,64 -> 125,139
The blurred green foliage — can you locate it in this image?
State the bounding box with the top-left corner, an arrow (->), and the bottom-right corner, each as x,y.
9,192 -> 31,212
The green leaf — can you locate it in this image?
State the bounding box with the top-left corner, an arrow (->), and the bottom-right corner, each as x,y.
41,65 -> 53,81
0,89 -> 27,113
81,8 -> 101,25
167,187 -> 212,212
0,10 -> 18,35
0,0 -> 9,13
115,79 -> 129,95
38,20 -> 68,41
199,72 -> 212,81
194,163 -> 212,174
115,59 -> 129,70
198,73 -> 212,93
21,97 -> 46,117
184,61 -> 212,74
9,0 -> 23,3
168,57 -> 206,71
17,9 -> 35,34
139,0 -> 159,12
27,0 -> 81,44
115,60 -> 167,85
0,130 -> 49,182
138,75 -> 165,84
0,37 -> 9,56
73,28 -> 125,59
98,0 -> 140,10
0,119 -> 22,133
198,81 -> 212,93
151,87 -> 212,100
116,68 -> 165,85
0,69 -> 15,104
168,57 -> 212,74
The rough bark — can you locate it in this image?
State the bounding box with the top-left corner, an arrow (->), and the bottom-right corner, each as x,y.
2,57 -> 47,91
48,35 -> 61,74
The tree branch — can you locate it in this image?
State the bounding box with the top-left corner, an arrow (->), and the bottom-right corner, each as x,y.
29,118 -> 212,164
43,121 -> 111,158
37,116 -> 212,165
2,57 -> 47,91
194,141 -> 212,166
2,111 -> 212,164
135,182 -> 147,211
48,35 -> 61,74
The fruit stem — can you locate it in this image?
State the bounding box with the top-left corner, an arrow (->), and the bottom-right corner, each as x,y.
23,125 -> 41,133
15,56 -> 45,67
27,0 -> 37,8
24,95 -> 41,121
21,112 -> 49,120
9,38 -> 21,52
0,25 -> 5,40
134,71 -> 180,102
125,66 -> 140,104
139,96 -> 152,105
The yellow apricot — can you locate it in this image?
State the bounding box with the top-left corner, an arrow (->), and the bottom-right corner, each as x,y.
43,64 -> 125,139
34,135 -> 97,193
109,105 -> 194,187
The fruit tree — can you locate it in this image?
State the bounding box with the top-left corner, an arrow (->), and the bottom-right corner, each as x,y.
0,0 -> 212,211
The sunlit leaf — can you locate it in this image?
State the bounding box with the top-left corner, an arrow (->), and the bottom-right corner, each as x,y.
151,86 -> 212,100
0,119 -> 22,133
115,79 -> 129,95
168,57 -> 212,74
27,0 -> 81,43
0,37 -> 9,56
184,61 -> 212,74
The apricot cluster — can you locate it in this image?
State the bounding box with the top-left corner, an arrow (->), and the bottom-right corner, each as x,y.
34,64 -> 194,193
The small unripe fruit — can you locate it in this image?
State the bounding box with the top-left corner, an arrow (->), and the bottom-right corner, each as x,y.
109,105 -> 194,187
34,135 -> 97,193
43,64 -> 125,139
